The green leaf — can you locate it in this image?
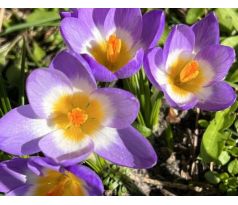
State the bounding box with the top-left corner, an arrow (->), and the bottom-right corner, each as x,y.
218,151 -> 231,165
219,172 -> 229,181
0,15 -> 59,36
0,36 -> 22,67
221,36 -> 238,48
229,147 -> 238,157
26,9 -> 59,23
216,9 -> 238,32
228,159 -> 238,175
200,102 -> 238,163
205,171 -> 221,184
33,42 -> 46,62
185,8 -> 205,24
133,122 -> 152,137
198,119 -> 209,128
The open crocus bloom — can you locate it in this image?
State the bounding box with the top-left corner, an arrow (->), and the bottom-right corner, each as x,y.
144,13 -> 236,111
0,157 -> 103,196
0,50 -> 157,168
60,8 -> 165,82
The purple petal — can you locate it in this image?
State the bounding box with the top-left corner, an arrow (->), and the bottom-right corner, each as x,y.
95,126 -> 157,168
27,157 -> 62,176
143,47 -> 164,89
114,48 -> 143,79
91,88 -> 139,129
141,9 -> 165,49
0,158 -> 28,193
82,54 -> 117,82
195,45 -> 235,82
67,165 -> 104,196
160,83 -> 198,110
192,12 -> 219,53
60,9 -> 79,19
164,24 -> 195,65
60,16 -> 96,54
105,9 -> 142,46
0,105 -> 52,155
39,130 -> 94,166
196,82 -> 236,111
26,68 -> 73,118
50,50 -> 97,92
7,184 -> 32,196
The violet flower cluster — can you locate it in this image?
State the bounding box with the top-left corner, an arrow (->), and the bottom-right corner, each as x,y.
0,9 -> 236,196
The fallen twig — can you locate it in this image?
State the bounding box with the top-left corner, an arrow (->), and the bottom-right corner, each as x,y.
128,172 -> 203,193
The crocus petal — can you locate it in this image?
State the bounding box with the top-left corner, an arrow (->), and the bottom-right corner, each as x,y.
195,45 -> 236,83
91,88 -> 139,129
50,50 -> 97,92
39,130 -> 94,166
163,24 -> 195,70
105,9 -> 142,48
144,47 -> 165,89
67,165 -> 104,196
26,68 -> 73,119
76,9 -> 110,37
0,158 -> 28,193
196,82 -> 236,111
94,126 -> 157,168
60,9 -> 79,19
7,184 -> 32,196
141,9 -> 165,49
82,54 -> 117,82
161,83 -> 198,110
192,12 -> 219,53
60,16 -> 102,54
0,105 -> 52,155
27,157 -> 62,176
114,48 -> 144,79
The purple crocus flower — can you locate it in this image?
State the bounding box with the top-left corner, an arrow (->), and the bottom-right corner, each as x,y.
144,12 -> 236,111
60,8 -> 165,82
0,157 -> 103,196
0,50 -> 157,168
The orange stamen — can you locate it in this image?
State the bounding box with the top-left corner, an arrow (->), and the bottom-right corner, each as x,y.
106,34 -> 122,63
179,60 -> 199,83
68,108 -> 88,127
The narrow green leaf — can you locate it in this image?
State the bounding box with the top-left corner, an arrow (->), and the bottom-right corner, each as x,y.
19,37 -> 27,105
216,8 -> 238,32
33,41 -> 46,62
133,122 -> 152,137
0,16 -> 60,36
0,76 -> 11,113
185,8 -> 205,24
221,36 -> 238,48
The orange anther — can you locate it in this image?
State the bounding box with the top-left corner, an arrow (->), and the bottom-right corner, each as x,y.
68,108 -> 88,126
179,60 -> 199,83
106,34 -> 122,63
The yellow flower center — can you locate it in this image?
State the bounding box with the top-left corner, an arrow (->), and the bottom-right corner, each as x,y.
167,58 -> 205,96
50,92 -> 105,142
88,33 -> 132,72
68,108 -> 88,127
34,169 -> 86,196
